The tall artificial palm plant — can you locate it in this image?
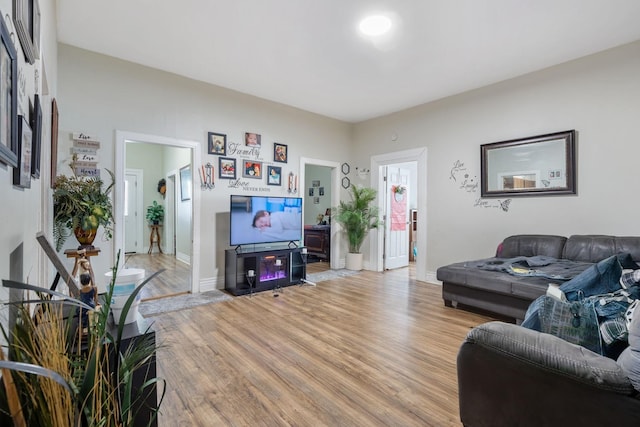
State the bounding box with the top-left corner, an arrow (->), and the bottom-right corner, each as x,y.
333,185 -> 380,254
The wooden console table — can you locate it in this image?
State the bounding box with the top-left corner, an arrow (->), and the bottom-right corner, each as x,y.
148,225 -> 163,254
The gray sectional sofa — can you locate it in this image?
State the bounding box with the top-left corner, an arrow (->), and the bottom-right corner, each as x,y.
436,234 -> 640,323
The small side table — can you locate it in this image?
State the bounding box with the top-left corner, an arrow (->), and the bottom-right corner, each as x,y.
64,247 -> 101,294
149,225 -> 163,254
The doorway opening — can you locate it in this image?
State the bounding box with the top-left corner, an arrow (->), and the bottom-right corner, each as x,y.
381,162 -> 417,271
371,147 -> 428,282
300,157 -> 341,270
115,131 -> 201,298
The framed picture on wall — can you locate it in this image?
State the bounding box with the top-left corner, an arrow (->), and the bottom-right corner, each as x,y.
242,160 -> 262,179
14,0 -> 41,65
13,115 -> 32,188
0,15 -> 18,168
50,98 -> 59,188
267,166 -> 281,186
219,157 -> 236,179
31,94 -> 42,178
207,131 -> 226,155
244,132 -> 261,147
274,142 -> 287,163
179,165 -> 191,201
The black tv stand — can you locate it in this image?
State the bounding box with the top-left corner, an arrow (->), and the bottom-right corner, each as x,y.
225,247 -> 306,296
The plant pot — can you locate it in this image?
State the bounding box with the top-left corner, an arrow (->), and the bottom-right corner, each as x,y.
345,252 -> 363,271
74,227 -> 98,249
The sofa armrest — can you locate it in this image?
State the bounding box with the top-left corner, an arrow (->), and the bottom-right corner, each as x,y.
458,321 -> 640,426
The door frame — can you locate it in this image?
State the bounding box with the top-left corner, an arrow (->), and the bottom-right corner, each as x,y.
371,147 -> 427,282
383,164 -> 411,270
299,157 -> 341,270
115,130 -> 201,294
124,168 -> 144,253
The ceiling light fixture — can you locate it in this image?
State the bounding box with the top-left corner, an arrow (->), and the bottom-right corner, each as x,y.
359,15 -> 392,37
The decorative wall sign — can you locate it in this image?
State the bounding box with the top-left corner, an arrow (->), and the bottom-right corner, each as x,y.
71,132 -> 100,177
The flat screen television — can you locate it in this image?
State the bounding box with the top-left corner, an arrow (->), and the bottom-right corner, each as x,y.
230,195 -> 303,246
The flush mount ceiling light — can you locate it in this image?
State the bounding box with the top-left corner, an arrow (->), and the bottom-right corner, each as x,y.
359,15 -> 392,36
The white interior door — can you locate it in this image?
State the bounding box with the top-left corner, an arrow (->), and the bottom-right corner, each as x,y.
124,170 -> 143,253
384,166 -> 410,269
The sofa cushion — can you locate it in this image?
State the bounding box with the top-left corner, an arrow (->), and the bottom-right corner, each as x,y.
563,235 -> 640,264
500,235 -> 566,258
617,304 -> 640,391
467,321 -> 635,394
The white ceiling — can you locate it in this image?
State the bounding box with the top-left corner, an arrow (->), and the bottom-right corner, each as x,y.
57,0 -> 640,123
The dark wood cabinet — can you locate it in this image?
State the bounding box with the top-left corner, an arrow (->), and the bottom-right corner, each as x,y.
225,247 -> 306,296
304,225 -> 330,260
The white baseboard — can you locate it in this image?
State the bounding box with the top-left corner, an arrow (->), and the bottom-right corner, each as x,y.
176,251 -> 190,265
423,270 -> 441,285
199,276 -> 219,292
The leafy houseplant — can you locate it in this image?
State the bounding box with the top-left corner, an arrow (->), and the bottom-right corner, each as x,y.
53,157 -> 114,251
333,185 -> 380,269
146,201 -> 164,225
0,251 -> 165,426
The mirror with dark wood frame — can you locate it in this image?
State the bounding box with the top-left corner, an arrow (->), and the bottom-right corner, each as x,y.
481,130 -> 576,198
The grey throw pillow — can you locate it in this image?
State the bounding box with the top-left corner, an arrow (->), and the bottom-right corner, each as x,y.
617,304 -> 640,391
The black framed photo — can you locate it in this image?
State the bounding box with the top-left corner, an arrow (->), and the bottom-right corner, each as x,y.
30,94 -> 42,178
267,166 -> 282,186
13,115 -> 32,188
274,142 -> 287,163
242,160 -> 262,179
179,165 -> 191,201
50,98 -> 58,188
14,0 -> 41,65
219,157 -> 236,179
0,14 -> 18,168
207,131 -> 226,155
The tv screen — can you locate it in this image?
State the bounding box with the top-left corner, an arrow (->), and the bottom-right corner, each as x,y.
230,195 -> 303,246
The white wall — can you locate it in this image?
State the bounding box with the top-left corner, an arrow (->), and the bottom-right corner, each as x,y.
57,44 -> 353,287
0,0 -> 58,339
353,40 -> 640,276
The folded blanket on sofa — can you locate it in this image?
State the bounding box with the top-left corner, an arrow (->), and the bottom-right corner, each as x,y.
464,256 -> 593,280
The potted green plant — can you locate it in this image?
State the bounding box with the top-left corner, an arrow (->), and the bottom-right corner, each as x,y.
52,157 -> 114,251
146,201 -> 165,225
333,185 -> 380,270
0,251 -> 165,426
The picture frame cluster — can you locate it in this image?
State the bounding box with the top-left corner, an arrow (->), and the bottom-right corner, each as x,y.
207,130 -> 289,186
0,3 -> 45,190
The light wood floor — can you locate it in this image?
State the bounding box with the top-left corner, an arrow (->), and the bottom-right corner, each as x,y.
123,253 -> 192,299
150,265 -> 495,426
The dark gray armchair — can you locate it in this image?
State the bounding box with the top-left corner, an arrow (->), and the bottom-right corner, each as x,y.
457,321 -> 640,426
